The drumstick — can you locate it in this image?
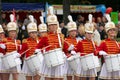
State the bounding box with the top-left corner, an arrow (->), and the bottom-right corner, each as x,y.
20,48 -> 31,56
34,45 -> 52,54
41,45 -> 52,50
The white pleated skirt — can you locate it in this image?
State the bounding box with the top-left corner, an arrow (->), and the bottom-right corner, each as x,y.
99,63 -> 120,79
0,64 -> 21,73
79,68 -> 97,77
0,53 -> 3,71
74,59 -> 82,77
41,58 -> 66,78
65,60 -> 74,76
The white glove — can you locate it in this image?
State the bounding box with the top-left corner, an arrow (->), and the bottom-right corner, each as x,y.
35,49 -> 41,53
71,50 -> 77,55
99,51 -> 107,55
0,44 -> 6,49
68,44 -> 74,51
14,52 -> 21,58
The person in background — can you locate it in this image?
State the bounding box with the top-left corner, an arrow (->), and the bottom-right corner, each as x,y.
23,13 -> 37,39
96,17 -> 102,29
59,21 -> 68,38
1,14 -> 21,80
23,13 -> 37,27
116,23 -> 120,38
93,22 -> 101,46
16,14 -> 24,41
21,15 -> 41,80
76,24 -> 85,42
102,16 -> 107,24
76,15 -> 85,26
1,13 -> 8,24
118,12 -> 120,24
2,22 -> 8,37
97,14 -> 120,80
98,23 -> 107,40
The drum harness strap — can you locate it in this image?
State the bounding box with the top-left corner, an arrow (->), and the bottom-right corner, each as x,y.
57,33 -> 62,48
15,39 -> 18,51
91,40 -> 98,74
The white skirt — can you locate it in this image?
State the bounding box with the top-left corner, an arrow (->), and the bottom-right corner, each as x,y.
99,63 -> 120,79
65,60 -> 74,76
22,60 -> 42,76
0,64 -> 21,73
79,68 -> 97,77
0,59 -> 2,71
41,58 -> 66,78
0,53 -> 3,71
74,59 -> 82,77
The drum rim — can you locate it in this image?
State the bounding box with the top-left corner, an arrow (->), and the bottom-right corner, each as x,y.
25,55 -> 37,60
67,54 -> 80,61
3,51 -> 18,57
43,48 -> 62,55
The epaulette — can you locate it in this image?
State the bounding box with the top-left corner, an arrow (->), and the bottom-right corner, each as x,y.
101,40 -> 105,43
59,33 -> 64,48
2,38 -> 7,42
17,40 -> 21,44
22,39 -> 27,43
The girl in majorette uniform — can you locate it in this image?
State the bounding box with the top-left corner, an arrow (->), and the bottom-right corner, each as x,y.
76,14 -> 98,80
63,15 -> 80,80
97,14 -> 120,80
35,6 -> 65,80
0,25 -> 6,80
21,15 -> 41,80
1,14 -> 22,80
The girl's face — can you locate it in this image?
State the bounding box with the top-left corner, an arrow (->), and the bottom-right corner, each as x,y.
107,28 -> 117,39
39,32 -> 47,37
48,24 -> 58,33
29,31 -> 38,39
69,30 -> 77,38
8,30 -> 17,39
85,32 -> 93,40
0,33 -> 5,39
99,26 -> 104,31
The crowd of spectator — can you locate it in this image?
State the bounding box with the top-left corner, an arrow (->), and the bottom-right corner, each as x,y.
1,12 -> 120,42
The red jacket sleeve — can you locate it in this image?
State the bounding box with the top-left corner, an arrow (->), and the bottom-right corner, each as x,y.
95,41 -> 106,58
63,41 -> 70,56
36,37 -> 50,51
19,43 -> 28,57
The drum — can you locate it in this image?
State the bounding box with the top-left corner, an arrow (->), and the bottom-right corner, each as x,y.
43,48 -> 65,67
67,54 -> 80,71
2,51 -> 22,69
105,54 -> 120,72
80,53 -> 100,71
25,52 -> 43,72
